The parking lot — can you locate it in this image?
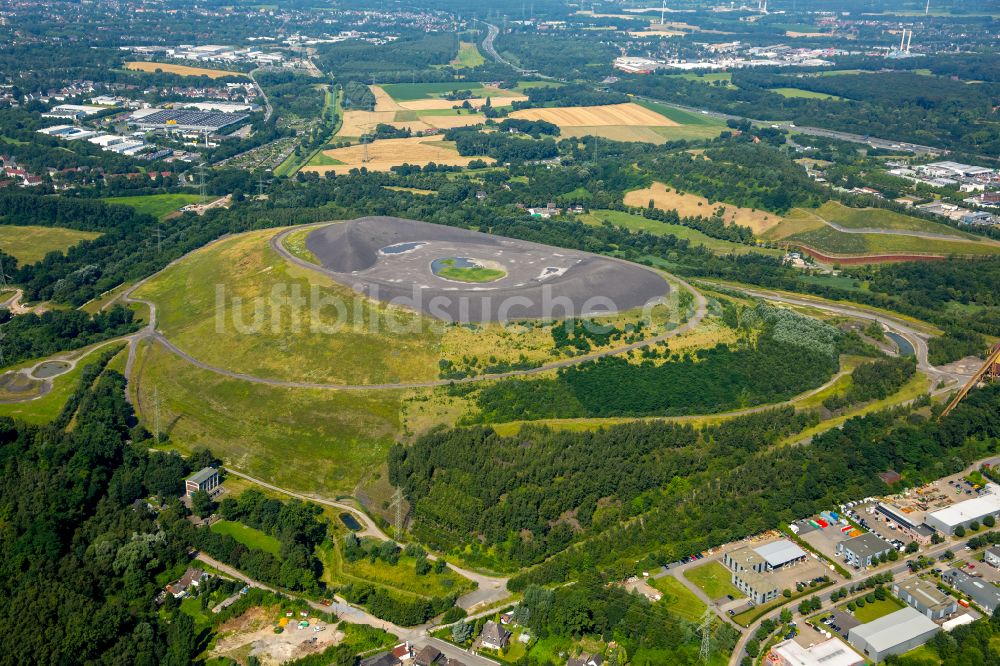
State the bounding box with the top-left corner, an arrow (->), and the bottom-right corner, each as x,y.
769,556 -> 837,593
797,520 -> 854,564
851,503 -> 907,545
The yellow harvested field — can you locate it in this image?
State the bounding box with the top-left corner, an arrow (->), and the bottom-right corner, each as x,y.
371,85 -> 403,112
624,182 -> 783,234
787,31 -> 829,38
338,110 -> 433,137
510,103 -> 678,127
125,61 -> 246,79
397,95 -> 526,111
422,114 -> 485,129
300,137 -> 485,175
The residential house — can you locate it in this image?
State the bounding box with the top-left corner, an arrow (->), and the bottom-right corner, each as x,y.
480,620 -> 511,650
414,645 -> 442,666
165,567 -> 208,598
360,653 -> 401,666
567,653 -> 604,666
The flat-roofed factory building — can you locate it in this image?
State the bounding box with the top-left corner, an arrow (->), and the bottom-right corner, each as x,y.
130,108 -> 249,133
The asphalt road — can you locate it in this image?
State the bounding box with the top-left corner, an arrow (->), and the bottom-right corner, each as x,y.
479,21 -> 533,75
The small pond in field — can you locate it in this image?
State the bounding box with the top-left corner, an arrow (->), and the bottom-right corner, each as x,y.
32,361 -> 71,379
339,512 -> 362,531
886,331 -> 914,357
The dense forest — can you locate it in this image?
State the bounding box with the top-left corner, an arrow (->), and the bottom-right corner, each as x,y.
194,488 -> 329,593
0,305 -> 138,366
504,577 -> 740,665
392,381 -> 1000,576
504,383 -> 1000,588
316,32 -> 459,83
390,406 -> 818,569
0,364 -> 203,663
471,304 -> 844,421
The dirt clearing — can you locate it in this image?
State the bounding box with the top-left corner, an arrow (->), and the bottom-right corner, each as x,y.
624,182 -> 783,233
210,606 -> 342,666
510,103 -> 678,127
300,137 -> 485,174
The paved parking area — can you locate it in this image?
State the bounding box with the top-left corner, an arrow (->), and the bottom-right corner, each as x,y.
799,521 -> 854,563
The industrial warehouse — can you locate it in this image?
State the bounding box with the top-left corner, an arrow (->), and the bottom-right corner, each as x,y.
847,608 -> 939,662
129,108 -> 249,132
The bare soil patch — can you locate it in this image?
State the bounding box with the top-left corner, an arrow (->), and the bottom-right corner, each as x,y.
301,137 -> 483,174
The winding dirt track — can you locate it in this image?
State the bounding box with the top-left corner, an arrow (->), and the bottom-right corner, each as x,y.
117,224 -> 708,391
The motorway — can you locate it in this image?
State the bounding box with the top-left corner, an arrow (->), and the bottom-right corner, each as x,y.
479,21 -> 533,76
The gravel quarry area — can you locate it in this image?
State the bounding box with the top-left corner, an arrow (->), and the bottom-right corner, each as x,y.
304,216 -> 670,322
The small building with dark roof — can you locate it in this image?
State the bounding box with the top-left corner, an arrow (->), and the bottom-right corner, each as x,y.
837,532 -> 891,569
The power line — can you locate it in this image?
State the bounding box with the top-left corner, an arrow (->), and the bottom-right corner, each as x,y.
390,487 -> 405,539
698,608 -> 713,663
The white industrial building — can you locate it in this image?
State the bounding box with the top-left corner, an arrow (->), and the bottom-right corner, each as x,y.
41,104 -> 107,119
37,125 -> 98,141
724,539 -> 807,573
766,637 -> 864,666
924,484 -> 1000,535
847,607 -> 939,662
917,161 -> 994,179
